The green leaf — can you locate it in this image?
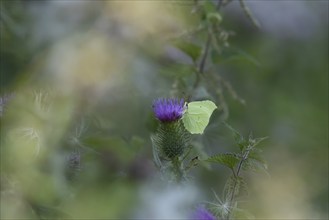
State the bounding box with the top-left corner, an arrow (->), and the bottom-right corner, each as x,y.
251,136 -> 268,148
224,122 -> 248,151
173,40 -> 202,62
190,141 -> 211,170
248,149 -> 266,164
130,135 -> 145,151
83,136 -> 134,163
30,203 -> 70,219
205,153 -> 239,169
151,134 -> 162,169
242,157 -> 268,173
243,139 -> 268,173
207,12 -> 222,24
202,0 -> 217,13
182,100 -> 217,134
159,63 -> 195,78
212,47 -> 261,66
223,175 -> 248,201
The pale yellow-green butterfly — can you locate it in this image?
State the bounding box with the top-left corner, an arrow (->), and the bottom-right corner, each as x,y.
182,100 -> 217,134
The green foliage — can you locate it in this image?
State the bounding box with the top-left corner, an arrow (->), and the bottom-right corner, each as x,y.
250,136 -> 268,148
205,124 -> 267,219
189,141 -> 211,170
223,175 -> 248,201
159,63 -> 195,79
201,0 -> 218,14
163,0 -> 268,216
224,122 -> 248,151
242,158 -> 268,173
151,134 -> 163,169
205,153 -> 239,170
173,40 -> 202,62
28,203 -> 70,219
83,136 -> 140,164
206,12 -> 222,25
0,1 -> 32,89
211,47 -> 261,66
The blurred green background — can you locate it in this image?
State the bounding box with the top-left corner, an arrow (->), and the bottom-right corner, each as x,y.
1,0 -> 328,219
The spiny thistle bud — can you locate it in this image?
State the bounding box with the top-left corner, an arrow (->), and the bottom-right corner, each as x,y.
152,98 -> 190,160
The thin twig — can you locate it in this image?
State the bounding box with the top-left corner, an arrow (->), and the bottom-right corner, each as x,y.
198,34 -> 212,74
239,0 -> 261,29
199,0 -> 223,74
191,0 -> 223,97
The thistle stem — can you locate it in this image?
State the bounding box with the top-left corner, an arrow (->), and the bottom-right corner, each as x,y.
172,157 -> 184,182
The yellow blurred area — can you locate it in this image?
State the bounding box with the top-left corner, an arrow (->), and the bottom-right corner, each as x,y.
106,1 -> 184,37
1,90 -> 76,218
247,147 -> 326,219
47,34 -> 124,93
24,1 -> 189,96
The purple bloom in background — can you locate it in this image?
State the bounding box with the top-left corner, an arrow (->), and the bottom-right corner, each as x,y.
191,206 -> 217,220
0,93 -> 14,117
153,98 -> 185,122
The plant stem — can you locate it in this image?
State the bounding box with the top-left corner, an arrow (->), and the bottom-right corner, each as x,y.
239,0 -> 261,29
192,0 -> 223,96
198,34 -> 211,74
172,157 -> 184,182
226,146 -> 252,220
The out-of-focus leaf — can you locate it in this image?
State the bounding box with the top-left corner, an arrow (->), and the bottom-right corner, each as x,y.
251,136 -> 268,148
159,63 -> 195,78
248,150 -> 265,163
190,141 -> 211,170
202,0 -> 217,13
151,134 -> 162,169
224,123 -> 248,151
83,136 -> 134,164
30,203 -> 71,219
212,47 -> 260,66
223,175 -> 248,201
242,157 -> 268,173
207,12 -> 222,24
172,40 -> 202,62
130,135 -> 145,151
205,153 -> 239,169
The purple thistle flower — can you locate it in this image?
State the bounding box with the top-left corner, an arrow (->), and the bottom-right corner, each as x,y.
153,98 -> 186,122
191,206 -> 217,220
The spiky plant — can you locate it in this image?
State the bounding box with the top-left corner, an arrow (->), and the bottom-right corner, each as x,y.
151,98 -> 191,181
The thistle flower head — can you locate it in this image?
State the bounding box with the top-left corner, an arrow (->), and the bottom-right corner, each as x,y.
153,98 -> 185,122
191,206 -> 217,220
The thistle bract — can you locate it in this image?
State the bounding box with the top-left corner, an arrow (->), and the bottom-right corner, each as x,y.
153,121 -> 190,159
153,98 -> 185,122
191,206 -> 217,220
